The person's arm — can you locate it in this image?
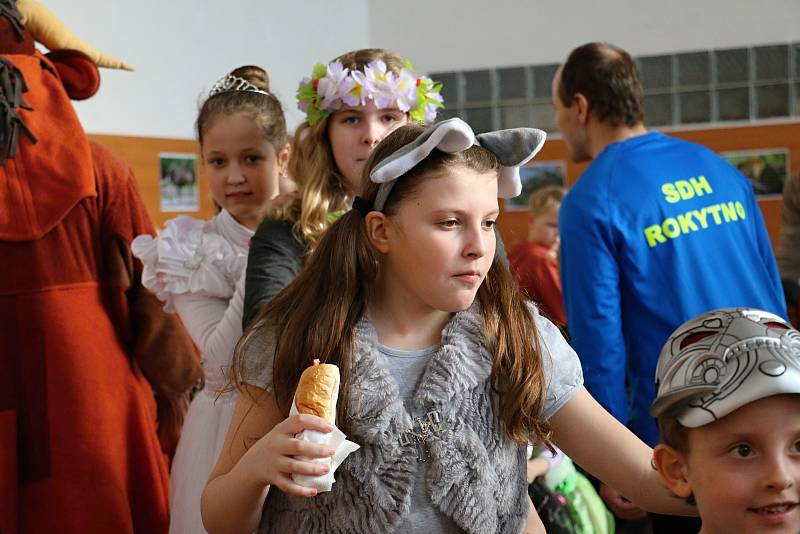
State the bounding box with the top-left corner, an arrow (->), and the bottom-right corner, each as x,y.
523,498 -> 546,534
776,172 -> 800,280
201,385 -> 335,534
746,183 -> 789,319
559,194 -> 627,424
172,271 -> 246,371
243,219 -> 305,328
94,141 -> 201,453
551,388 -> 695,517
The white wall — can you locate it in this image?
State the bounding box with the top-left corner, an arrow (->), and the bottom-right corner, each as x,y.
44,0 -> 370,138
37,1 -> 800,137
367,0 -> 800,73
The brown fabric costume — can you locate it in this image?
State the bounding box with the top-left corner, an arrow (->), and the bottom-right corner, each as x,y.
0,14 -> 201,534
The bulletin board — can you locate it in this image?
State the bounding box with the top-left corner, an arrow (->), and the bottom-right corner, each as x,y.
90,121 -> 799,244
88,134 -> 214,229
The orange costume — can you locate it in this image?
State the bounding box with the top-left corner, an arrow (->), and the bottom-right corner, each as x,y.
0,3 -> 201,533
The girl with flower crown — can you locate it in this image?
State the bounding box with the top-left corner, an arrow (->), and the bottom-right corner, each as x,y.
202,120 -> 696,533
241,48 -> 444,327
131,65 -> 291,534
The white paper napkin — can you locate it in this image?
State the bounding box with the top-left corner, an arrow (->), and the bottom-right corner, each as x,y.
289,396 -> 360,492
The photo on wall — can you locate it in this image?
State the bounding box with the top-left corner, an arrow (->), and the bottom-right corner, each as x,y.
159,152 -> 199,212
721,148 -> 789,197
504,160 -> 566,211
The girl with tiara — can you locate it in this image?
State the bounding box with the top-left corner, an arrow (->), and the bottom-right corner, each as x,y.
241,48 -> 443,327
132,65 -> 290,534
202,120 -> 695,533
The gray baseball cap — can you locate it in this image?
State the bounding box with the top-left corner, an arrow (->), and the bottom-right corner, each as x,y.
650,308 -> 800,427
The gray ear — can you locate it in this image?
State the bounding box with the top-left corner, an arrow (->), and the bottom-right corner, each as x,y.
370,118 -> 475,211
475,128 -> 547,168
476,128 -> 547,199
370,118 -> 474,184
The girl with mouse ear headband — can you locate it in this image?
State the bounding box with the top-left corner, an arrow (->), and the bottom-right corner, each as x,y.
205,118 -> 696,533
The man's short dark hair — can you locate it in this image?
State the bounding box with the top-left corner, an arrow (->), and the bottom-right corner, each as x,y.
558,42 -> 645,127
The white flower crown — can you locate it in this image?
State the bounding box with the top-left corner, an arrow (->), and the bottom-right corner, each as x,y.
296,59 -> 444,125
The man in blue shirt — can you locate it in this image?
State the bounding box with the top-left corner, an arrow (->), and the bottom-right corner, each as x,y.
553,42 -> 786,531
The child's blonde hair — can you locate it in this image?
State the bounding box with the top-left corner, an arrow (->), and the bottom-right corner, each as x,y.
528,185 -> 565,216
270,48 -> 413,251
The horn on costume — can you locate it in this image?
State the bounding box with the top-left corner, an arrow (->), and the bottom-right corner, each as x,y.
16,0 -> 134,71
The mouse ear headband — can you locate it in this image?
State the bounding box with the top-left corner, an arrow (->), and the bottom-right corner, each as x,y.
355,118 -> 546,214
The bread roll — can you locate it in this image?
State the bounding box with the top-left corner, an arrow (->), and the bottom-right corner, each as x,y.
295,360 -> 340,424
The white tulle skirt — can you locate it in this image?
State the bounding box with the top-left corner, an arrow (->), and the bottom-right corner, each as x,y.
169,387 -> 237,534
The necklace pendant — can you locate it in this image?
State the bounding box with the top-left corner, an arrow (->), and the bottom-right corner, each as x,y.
398,410 -> 444,462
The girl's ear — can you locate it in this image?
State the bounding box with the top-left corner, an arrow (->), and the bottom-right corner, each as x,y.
278,143 -> 291,173
364,211 -> 390,254
652,444 -> 693,499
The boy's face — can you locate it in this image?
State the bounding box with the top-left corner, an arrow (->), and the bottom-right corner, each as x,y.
528,204 -> 560,252
657,394 -> 800,534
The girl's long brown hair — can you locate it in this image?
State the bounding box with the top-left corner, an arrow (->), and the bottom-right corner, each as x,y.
269,48 -> 411,252
235,124 -> 551,445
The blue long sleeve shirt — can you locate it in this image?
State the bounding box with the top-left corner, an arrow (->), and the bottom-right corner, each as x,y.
559,131 -> 786,446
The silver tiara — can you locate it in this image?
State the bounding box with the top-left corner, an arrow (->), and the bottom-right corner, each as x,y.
208,74 -> 270,98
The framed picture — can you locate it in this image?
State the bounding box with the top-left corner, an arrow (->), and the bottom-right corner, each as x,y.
159,152 -> 199,212
503,160 -> 566,211
721,148 -> 789,197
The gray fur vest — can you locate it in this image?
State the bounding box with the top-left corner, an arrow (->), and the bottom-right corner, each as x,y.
258,306 -> 528,533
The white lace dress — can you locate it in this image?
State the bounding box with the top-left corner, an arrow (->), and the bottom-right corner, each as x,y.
132,209 -> 252,534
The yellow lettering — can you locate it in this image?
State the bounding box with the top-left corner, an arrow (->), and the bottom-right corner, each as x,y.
690,175 -> 713,196
645,199 -> 748,251
677,213 -> 699,233
662,218 -> 680,238
721,201 -> 739,222
735,201 -> 746,219
662,183 -> 681,203
676,180 -> 695,200
693,209 -> 709,229
707,204 -> 723,225
645,225 -> 667,248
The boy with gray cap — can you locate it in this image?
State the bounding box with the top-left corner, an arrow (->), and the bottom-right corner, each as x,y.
650,308 -> 800,534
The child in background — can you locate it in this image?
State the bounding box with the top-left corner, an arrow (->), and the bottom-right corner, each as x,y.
509,185 -> 567,329
132,65 -> 290,534
241,48 -> 443,327
651,308 -> 800,534
202,119 -> 695,533
527,447 -> 615,534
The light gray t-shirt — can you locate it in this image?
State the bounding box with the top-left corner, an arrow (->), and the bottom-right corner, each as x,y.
239,310 -> 583,420
377,342 -> 462,534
